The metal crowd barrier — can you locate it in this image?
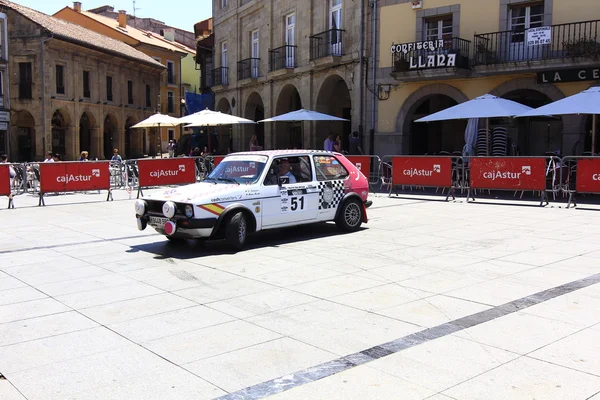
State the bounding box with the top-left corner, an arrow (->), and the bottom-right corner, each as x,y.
381,155 -> 461,201
345,155 -> 382,194
5,154 -> 600,209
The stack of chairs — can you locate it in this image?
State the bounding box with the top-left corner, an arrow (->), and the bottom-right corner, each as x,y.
491,127 -> 508,156
476,129 -> 489,156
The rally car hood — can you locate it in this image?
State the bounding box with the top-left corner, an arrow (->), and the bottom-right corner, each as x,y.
149,182 -> 250,204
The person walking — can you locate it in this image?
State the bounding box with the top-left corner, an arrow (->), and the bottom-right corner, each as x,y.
79,151 -> 89,161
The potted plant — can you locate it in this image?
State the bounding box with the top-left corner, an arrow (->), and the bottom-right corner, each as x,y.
563,36 -> 600,59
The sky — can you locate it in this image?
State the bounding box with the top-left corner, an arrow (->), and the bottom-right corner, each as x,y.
17,0 -> 212,32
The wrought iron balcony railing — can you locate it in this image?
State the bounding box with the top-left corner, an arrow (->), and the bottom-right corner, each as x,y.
212,66 -> 229,86
473,19 -> 600,66
269,45 -> 297,71
392,37 -> 471,73
237,58 -> 260,80
310,29 -> 345,60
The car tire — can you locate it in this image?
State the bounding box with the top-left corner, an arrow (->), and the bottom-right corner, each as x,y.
335,198 -> 363,232
226,211 -> 247,251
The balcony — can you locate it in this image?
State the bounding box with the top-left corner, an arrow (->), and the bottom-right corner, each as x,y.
391,37 -> 471,81
237,58 -> 260,83
269,45 -> 296,76
310,29 -> 345,67
473,19 -> 600,73
212,67 -> 229,87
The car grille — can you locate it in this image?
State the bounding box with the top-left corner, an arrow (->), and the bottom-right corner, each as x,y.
146,200 -> 187,216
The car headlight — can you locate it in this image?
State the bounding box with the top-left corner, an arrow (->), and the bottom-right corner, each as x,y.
185,205 -> 194,218
162,201 -> 177,218
134,199 -> 146,216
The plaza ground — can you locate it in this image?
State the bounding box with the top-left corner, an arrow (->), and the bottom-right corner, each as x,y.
1,190 -> 600,399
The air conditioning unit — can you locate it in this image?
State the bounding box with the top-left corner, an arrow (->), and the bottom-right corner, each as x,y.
412,1 -> 423,9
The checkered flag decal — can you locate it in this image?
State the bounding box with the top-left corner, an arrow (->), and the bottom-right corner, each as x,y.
318,180 -> 345,210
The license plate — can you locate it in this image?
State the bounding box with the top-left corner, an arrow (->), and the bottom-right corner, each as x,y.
149,216 -> 168,226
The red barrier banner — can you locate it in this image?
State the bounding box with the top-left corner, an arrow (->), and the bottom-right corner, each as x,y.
40,161 -> 111,193
0,165 -> 10,196
213,156 -> 225,167
470,157 -> 547,191
137,157 -> 197,187
391,157 -> 452,187
346,156 -> 371,176
575,158 -> 600,193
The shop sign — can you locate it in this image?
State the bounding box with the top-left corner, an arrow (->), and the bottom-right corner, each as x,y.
0,122 -> 7,130
0,111 -> 8,122
537,67 -> 600,83
391,39 -> 456,70
526,26 -> 552,46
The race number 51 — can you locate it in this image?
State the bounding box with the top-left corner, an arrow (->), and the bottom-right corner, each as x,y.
291,196 -> 304,211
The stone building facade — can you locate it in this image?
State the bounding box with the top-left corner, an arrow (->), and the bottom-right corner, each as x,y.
212,0 -> 365,153
2,0 -> 163,162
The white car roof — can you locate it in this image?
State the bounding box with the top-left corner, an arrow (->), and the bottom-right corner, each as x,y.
228,150 -> 341,158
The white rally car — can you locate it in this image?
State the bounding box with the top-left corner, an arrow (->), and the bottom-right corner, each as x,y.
134,150 -> 371,250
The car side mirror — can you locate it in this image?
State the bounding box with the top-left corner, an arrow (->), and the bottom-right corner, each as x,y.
278,176 -> 289,186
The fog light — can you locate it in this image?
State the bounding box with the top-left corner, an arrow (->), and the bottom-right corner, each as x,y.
134,199 -> 146,216
164,221 -> 176,236
185,204 -> 194,218
136,217 -> 147,231
162,201 -> 176,218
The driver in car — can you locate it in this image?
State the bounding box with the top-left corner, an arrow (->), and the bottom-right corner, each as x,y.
279,159 -> 297,184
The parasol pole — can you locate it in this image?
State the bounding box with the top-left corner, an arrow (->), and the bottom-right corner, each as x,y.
593,114 -> 597,155
486,118 -> 490,156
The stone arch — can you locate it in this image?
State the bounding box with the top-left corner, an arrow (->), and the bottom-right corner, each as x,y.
51,108 -> 72,160
125,115 -> 140,159
212,97 -> 232,154
216,97 -> 232,114
396,84 -> 468,154
79,111 -> 96,157
491,78 -> 572,156
315,74 -> 352,151
103,113 -> 119,159
274,84 -> 303,149
11,110 -> 36,162
489,77 -> 564,102
244,91 -> 265,150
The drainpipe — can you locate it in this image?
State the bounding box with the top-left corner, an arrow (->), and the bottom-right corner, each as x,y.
3,14 -> 10,158
40,34 -> 53,154
358,0 -> 364,145
370,0 -> 377,155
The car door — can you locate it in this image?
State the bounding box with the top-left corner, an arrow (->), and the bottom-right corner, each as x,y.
261,155 -> 319,227
313,154 -> 350,221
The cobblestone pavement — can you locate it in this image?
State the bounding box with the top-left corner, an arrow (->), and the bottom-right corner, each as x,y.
1,190 -> 600,400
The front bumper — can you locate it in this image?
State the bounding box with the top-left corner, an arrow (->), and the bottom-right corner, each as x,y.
138,214 -> 218,238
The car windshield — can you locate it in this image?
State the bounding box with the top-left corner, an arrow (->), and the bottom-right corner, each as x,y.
207,155 -> 268,184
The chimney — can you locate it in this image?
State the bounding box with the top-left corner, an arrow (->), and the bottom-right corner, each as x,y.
73,2 -> 81,12
163,28 -> 175,42
118,10 -> 127,28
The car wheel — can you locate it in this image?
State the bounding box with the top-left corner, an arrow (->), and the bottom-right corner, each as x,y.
335,198 -> 363,232
226,211 -> 247,251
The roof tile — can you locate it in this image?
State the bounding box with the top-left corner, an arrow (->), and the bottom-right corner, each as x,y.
0,0 -> 164,68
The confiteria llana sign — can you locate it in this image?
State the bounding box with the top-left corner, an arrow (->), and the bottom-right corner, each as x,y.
390,39 -> 456,69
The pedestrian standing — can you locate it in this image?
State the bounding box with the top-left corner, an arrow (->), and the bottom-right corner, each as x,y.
324,133 -> 334,151
167,140 -> 175,158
